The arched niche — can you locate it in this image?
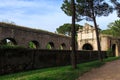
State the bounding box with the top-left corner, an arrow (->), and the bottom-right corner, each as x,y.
82,43 -> 93,50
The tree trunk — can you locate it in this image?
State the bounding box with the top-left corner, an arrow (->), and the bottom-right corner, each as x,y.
71,0 -> 77,69
89,1 -> 103,62
93,16 -> 103,62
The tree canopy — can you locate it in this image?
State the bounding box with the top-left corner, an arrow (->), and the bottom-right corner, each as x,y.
100,29 -> 113,35
61,0 -> 113,61
61,0 -> 113,21
111,0 -> 120,17
108,19 -> 120,37
56,23 -> 82,36
101,19 -> 120,37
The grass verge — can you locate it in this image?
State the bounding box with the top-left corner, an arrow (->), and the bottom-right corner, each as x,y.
0,57 -> 119,80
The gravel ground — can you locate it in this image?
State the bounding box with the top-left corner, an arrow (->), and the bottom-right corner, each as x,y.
77,60 -> 120,80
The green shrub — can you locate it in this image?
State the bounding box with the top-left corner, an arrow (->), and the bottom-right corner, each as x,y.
107,48 -> 113,57
46,44 -> 52,49
0,45 -> 25,49
29,42 -> 36,49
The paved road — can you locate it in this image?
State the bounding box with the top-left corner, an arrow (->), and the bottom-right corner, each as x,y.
77,60 -> 120,80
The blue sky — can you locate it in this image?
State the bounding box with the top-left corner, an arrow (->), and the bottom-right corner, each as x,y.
0,0 -> 119,32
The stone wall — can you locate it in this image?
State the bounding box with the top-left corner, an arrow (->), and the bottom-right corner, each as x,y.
0,49 -> 107,75
77,23 -> 98,50
0,22 -> 71,50
77,23 -> 120,56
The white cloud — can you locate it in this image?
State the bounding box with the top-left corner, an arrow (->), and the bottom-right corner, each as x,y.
0,0 -> 119,32
0,0 -> 70,32
10,11 -> 71,32
0,0 -> 34,7
0,0 -> 59,15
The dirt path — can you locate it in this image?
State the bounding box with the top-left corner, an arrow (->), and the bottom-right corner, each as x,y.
77,60 -> 120,80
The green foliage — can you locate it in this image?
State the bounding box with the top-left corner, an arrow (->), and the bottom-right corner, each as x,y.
0,45 -> 25,49
29,42 -> 36,49
61,0 -> 72,16
103,56 -> 120,62
46,44 -> 52,49
60,45 -> 63,50
56,23 -> 82,36
100,29 -> 113,35
0,57 -> 119,80
62,0 -> 113,61
110,0 -> 120,17
108,20 -> 120,37
107,48 -> 113,57
101,19 -> 120,37
61,0 -> 113,21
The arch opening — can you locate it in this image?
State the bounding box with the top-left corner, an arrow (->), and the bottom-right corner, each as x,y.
46,42 -> 54,50
1,38 -> 17,46
112,44 -> 116,56
29,40 -> 39,49
82,43 -> 93,50
60,43 -> 66,50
